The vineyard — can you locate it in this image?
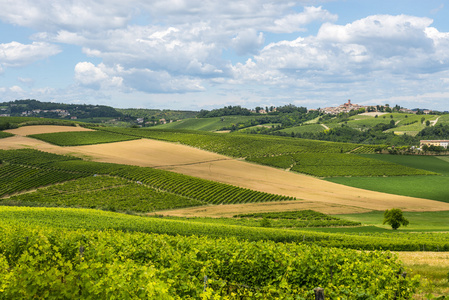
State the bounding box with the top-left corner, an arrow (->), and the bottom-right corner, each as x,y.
0,132 -> 13,139
247,153 -> 434,177
3,176 -> 204,212
1,125 -> 449,297
160,211 -> 362,229
28,130 -> 141,146
18,126 -> 434,177
0,149 -> 292,210
87,127 -> 434,177
0,217 -> 419,299
1,206 -> 449,252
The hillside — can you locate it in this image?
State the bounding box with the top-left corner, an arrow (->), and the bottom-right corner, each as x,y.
2,123 -> 449,297
2,125 -> 449,213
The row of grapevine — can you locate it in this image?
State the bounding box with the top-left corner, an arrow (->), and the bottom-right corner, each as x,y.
28,130 -> 141,146
248,152 -> 435,177
1,206 -> 449,252
111,165 -> 292,204
0,149 -> 292,207
96,127 -> 364,156
0,164 -> 86,197
234,209 -> 351,220
4,176 -> 204,212
0,148 -> 81,166
163,215 -> 361,229
94,127 -> 432,177
0,132 -> 13,139
0,213 -> 419,298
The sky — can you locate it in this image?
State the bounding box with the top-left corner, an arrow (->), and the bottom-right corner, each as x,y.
1,0 -> 449,111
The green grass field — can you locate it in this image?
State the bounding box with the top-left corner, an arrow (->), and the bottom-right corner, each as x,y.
156,115 -> 275,131
334,211 -> 449,232
278,123 -> 326,134
327,175 -> 449,203
360,154 -> 449,175
326,154 -> 449,202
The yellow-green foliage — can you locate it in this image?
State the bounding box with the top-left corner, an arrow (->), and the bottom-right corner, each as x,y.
0,220 -> 420,299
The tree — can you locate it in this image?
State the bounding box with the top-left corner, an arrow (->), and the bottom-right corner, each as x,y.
383,208 -> 409,230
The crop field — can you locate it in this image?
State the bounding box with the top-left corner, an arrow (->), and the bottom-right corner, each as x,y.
0,149 -> 292,209
327,175 -> 449,203
2,206 -> 449,251
248,152 -> 435,177
93,127 -> 434,177
327,154 -> 449,203
0,211 -> 420,299
28,130 -> 141,146
4,125 -> 93,136
96,127 -> 363,156
278,123 -> 325,134
359,154 -> 449,175
2,124 -> 449,297
4,126 -> 448,212
0,131 -> 13,139
2,176 -> 204,212
158,210 -> 362,229
157,115 -> 274,131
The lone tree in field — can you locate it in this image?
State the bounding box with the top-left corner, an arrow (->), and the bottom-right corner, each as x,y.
383,208 -> 409,230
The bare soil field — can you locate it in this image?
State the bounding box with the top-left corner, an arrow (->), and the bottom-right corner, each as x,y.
3,125 -> 449,215
4,125 -> 93,136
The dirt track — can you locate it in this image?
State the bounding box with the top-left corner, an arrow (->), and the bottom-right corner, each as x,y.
3,125 -> 449,215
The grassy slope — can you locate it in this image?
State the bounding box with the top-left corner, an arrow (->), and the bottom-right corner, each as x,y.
278,123 -> 325,134
333,211 -> 449,231
327,154 -> 449,203
156,115 -> 273,131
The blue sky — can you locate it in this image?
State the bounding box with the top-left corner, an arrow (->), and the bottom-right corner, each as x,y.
1,0 -> 449,111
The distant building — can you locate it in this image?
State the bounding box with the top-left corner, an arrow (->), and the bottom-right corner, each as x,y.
420,140 -> 449,149
320,100 -> 365,114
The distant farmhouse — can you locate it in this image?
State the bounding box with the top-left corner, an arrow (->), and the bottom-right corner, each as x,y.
420,140 -> 449,149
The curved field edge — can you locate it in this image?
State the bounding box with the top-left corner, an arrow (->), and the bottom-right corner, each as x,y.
1,206 -> 449,251
94,127 -> 437,177
0,216 -> 418,299
28,130 -> 141,146
326,176 -> 449,203
0,149 -> 292,208
3,129 -> 449,213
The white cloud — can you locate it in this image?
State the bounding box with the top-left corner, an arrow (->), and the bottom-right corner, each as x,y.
0,41 -> 61,68
74,62 -> 123,90
231,29 -> 265,55
1,1 -> 449,110
0,0 -> 136,31
233,14 -> 449,86
267,6 -> 338,33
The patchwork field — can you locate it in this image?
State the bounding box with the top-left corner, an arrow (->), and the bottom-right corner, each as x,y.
2,125 -> 449,214
2,124 -> 449,297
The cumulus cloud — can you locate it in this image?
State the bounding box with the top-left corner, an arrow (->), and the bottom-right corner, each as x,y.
1,0 -> 449,109
74,61 -> 204,93
233,14 -> 449,86
231,29 -> 265,55
0,41 -> 61,68
0,0 -> 135,31
267,6 -> 338,33
74,62 -> 123,90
